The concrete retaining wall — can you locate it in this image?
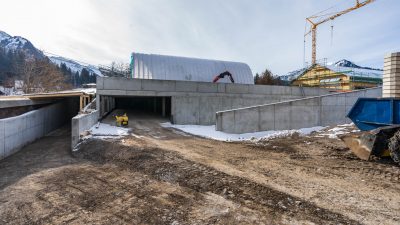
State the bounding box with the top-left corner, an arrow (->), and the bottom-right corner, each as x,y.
71,110 -> 100,148
97,77 -> 331,97
0,100 -> 75,160
216,87 -> 382,133
0,98 -> 53,109
97,77 -> 332,125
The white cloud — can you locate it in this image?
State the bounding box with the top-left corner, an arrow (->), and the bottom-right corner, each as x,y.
0,0 -> 399,74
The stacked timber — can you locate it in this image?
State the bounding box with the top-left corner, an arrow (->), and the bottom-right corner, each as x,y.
383,52 -> 400,98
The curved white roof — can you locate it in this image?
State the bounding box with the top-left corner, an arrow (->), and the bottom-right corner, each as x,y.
130,53 -> 254,84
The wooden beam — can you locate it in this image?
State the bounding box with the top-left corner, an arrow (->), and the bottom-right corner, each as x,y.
79,96 -> 83,111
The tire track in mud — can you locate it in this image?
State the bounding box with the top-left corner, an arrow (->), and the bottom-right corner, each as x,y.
287,155 -> 400,184
271,138 -> 400,184
7,166 -> 195,225
74,139 -> 361,225
329,164 -> 400,183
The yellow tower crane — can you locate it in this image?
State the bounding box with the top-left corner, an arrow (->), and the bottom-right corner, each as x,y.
305,0 -> 376,65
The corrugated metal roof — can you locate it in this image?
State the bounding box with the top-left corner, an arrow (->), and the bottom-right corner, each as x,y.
280,64 -> 383,82
279,67 -> 308,82
130,53 -> 254,84
326,65 -> 382,79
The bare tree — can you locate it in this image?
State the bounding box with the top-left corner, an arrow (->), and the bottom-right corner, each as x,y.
112,61 -> 130,76
100,61 -> 130,77
20,59 -> 71,93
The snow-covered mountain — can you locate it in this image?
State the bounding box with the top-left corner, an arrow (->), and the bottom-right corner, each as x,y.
0,31 -> 10,42
0,30 -> 101,76
0,31 -> 45,59
333,59 -> 382,71
48,56 -> 102,76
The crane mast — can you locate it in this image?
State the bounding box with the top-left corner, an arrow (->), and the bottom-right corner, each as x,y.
305,0 -> 375,65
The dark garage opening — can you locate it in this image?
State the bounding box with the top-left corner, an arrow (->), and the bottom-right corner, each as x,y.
115,96 -> 171,118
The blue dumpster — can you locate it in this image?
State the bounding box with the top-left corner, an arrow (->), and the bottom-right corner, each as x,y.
348,98 -> 400,131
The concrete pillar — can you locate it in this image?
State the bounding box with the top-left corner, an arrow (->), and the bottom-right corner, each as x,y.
79,95 -> 83,111
100,96 -> 105,116
111,97 -> 115,110
170,97 -> 175,123
153,98 -> 157,113
107,96 -> 111,113
96,95 -> 100,112
383,52 -> 400,98
162,97 -> 166,117
106,97 -> 109,112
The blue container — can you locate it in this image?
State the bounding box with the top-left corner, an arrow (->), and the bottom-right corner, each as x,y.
348,98 -> 400,131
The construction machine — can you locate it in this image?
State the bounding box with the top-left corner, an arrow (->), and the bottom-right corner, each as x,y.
340,98 -> 400,165
213,71 -> 235,83
304,0 -> 375,65
115,113 -> 129,127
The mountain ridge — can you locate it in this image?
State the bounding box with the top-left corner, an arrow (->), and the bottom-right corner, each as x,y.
0,31 -> 45,60
48,55 -> 102,76
0,30 -> 101,76
333,59 -> 382,71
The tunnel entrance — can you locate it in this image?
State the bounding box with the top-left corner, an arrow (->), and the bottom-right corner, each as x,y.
114,96 -> 171,118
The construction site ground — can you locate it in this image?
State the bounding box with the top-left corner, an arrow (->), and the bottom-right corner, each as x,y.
0,111 -> 399,225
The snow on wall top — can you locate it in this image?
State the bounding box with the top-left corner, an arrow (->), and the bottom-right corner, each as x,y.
130,53 -> 254,84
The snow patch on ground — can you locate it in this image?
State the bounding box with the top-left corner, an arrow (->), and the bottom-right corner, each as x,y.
161,122 -> 325,142
85,123 -> 131,140
314,123 -> 359,139
0,86 -> 24,96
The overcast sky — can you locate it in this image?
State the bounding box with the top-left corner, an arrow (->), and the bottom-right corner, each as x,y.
1,0 -> 399,75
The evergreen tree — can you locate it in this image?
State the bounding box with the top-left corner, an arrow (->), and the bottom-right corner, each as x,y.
74,71 -> 80,87
0,48 -> 26,84
254,73 -> 260,84
254,69 -> 284,85
80,68 -> 90,84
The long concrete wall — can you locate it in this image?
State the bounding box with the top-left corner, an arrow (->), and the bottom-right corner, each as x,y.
97,77 -> 332,125
0,98 -> 55,119
71,110 -> 100,148
0,100 -> 77,160
216,87 -> 382,134
0,98 -> 53,109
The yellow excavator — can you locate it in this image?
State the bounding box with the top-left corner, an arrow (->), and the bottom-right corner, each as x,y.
115,113 -> 129,127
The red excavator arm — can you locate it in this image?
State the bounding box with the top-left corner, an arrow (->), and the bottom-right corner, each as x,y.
213,71 -> 235,83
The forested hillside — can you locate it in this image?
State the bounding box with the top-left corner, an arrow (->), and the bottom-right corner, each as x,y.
0,47 -> 96,93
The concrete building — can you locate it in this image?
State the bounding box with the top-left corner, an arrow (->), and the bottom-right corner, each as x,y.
96,77 -> 332,126
130,53 -> 254,84
3,54 -> 394,157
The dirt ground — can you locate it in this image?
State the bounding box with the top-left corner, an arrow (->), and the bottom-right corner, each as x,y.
0,111 -> 399,225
